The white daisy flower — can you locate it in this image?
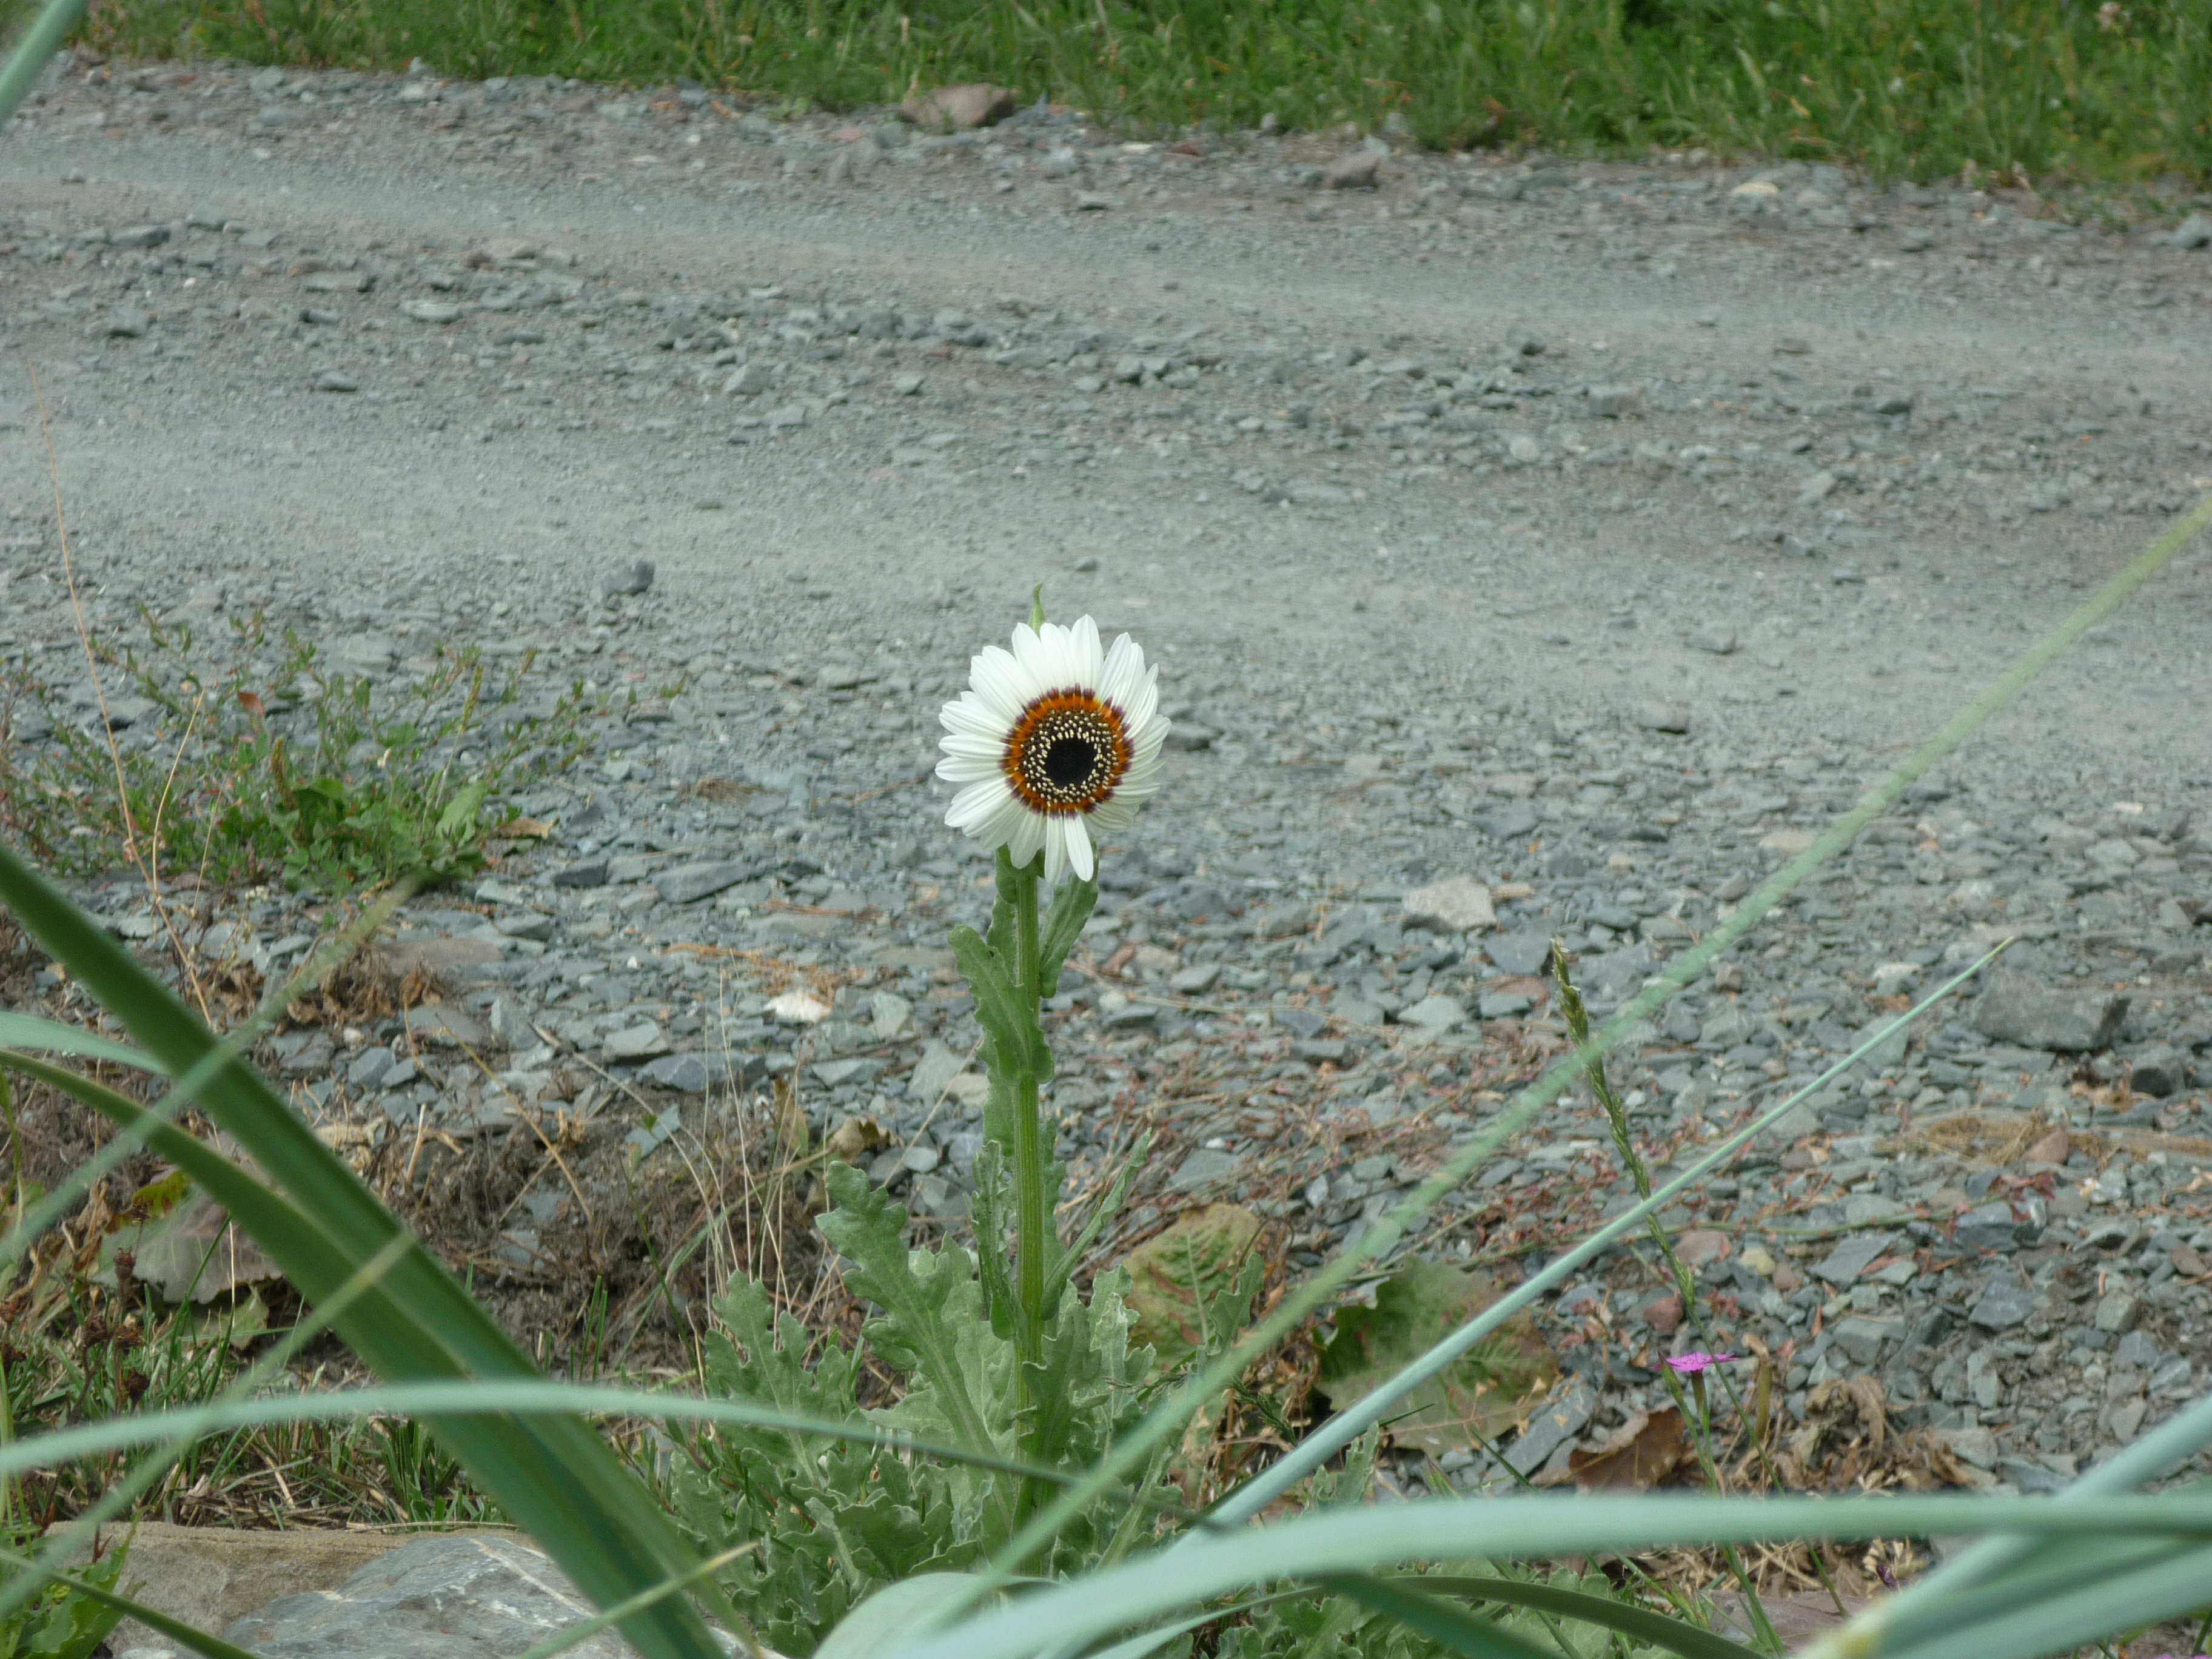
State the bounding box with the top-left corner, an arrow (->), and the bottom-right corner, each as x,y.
935,614 -> 1170,885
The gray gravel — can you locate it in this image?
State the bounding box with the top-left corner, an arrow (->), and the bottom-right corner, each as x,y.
5,49 -> 2212,1500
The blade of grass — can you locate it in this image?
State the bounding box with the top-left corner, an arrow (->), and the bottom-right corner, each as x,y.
1314,1574 -> 1554,1659
0,1011 -> 156,1071
1199,947 -> 2002,1532
0,848 -> 732,1659
0,874 -> 417,1278
0,1376 -> 1170,1495
882,1492 -> 2212,1659
939,484 -> 2212,1604
0,0 -> 85,127
1872,1538 -> 2212,1659
1412,1577 -> 1762,1659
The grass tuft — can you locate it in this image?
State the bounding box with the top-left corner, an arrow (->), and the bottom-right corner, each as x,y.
0,613 -> 597,894
79,0 -> 2212,183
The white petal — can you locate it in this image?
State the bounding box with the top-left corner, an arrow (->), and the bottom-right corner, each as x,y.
973,788 -> 1031,851
1099,634 -> 1143,712
1061,813 -> 1094,882
939,732 -> 1006,762
1006,804 -> 1047,867
1042,817 -> 1068,886
940,693 -> 1010,739
1068,615 -> 1104,689
1087,796 -> 1139,833
936,754 -> 1002,784
1010,622 -> 1055,691
946,777 -> 1014,831
970,646 -> 1034,725
1122,660 -> 1162,735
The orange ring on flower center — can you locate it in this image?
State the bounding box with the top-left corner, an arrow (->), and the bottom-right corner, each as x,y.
1002,691 -> 1130,816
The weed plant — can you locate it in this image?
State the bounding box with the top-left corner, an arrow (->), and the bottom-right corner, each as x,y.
0,614 -> 597,893
85,0 -> 2212,185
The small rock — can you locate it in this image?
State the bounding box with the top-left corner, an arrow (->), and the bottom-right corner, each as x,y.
908,1039 -> 968,1102
1586,384 -> 1643,418
1969,1272 -> 2037,1331
1506,1375 -> 1595,1474
550,858 -> 609,888
869,990 -> 913,1039
1675,1230 -> 1731,1269
2129,1044 -> 2185,1098
1813,1234 -> 1895,1286
1401,874 -> 1495,934
1476,990 -> 1533,1020
1322,150 -> 1382,190
1170,1147 -> 1242,1191
1170,962 -> 1222,994
2171,212 -> 2212,250
1633,702 -> 1692,734
346,1045 -> 395,1088
1937,1426 -> 1999,1470
1691,626 -> 1738,656
106,307 -> 153,338
603,1021 -> 670,1060
600,559 -> 655,598
899,83 -> 1017,132
110,224 -> 170,250
1398,994 -> 1466,1033
312,371 -> 358,394
652,858 -> 757,905
1972,973 -> 2128,1052
404,1005 -> 494,1051
2094,1288 -> 2140,1335
1485,931 -> 1554,976
400,299 -> 463,324
642,1053 -> 710,1093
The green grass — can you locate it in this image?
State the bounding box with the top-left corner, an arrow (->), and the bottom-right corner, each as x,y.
77,0 -> 2212,184
0,612 -> 597,893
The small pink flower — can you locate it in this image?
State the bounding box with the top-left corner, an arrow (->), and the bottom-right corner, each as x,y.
1666,1352 -> 1739,1374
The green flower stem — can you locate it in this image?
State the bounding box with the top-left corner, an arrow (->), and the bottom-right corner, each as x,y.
1008,851 -> 1049,1362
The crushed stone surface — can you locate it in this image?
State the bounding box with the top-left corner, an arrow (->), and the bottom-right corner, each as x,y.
5,52 -> 2212,1500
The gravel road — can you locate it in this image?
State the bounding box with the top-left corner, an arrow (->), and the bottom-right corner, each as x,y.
8,53 -> 2212,1522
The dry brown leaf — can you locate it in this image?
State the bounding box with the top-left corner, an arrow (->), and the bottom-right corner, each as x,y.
1570,1407 -> 1689,1490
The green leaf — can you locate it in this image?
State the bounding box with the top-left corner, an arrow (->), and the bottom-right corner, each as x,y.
1315,1260 -> 1559,1456
437,779 -> 489,843
819,1575 -> 1004,1659
1037,876 -> 1097,999
950,927 -> 1048,1081
1315,1574 -> 1555,1659
1416,1577 -> 1763,1659
0,1013 -> 156,1073
0,839 -> 729,1659
0,1544 -> 252,1659
1119,1205 -> 1263,1370
816,1162 -> 997,1456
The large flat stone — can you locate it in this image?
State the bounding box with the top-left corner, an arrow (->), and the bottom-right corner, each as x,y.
44,1524 -> 512,1658
224,1533 -> 732,1659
